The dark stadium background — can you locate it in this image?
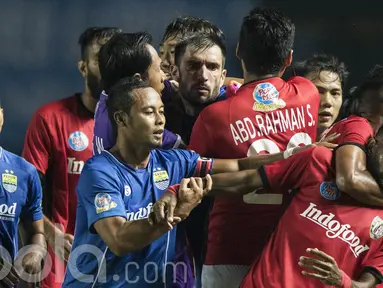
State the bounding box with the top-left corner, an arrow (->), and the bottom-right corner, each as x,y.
0,0 -> 382,154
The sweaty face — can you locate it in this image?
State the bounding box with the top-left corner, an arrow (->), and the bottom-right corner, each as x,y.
86,44 -> 102,99
146,45 -> 166,94
124,87 -> 165,149
178,45 -> 226,105
159,37 -> 178,80
306,71 -> 342,131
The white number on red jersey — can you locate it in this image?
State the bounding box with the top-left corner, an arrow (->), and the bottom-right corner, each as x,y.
243,132 -> 312,205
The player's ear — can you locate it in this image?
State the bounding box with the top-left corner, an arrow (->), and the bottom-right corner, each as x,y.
285,49 -> 293,68
133,73 -> 142,80
235,42 -> 240,60
78,60 -> 88,78
114,111 -> 129,127
220,69 -> 227,88
170,65 -> 179,82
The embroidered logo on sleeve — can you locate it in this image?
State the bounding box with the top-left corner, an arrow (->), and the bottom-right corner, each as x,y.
94,193 -> 117,214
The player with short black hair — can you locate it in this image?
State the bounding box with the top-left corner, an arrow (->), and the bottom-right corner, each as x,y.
237,7 -> 295,76
294,54 -> 349,138
93,32 -> 183,156
160,16 -> 224,80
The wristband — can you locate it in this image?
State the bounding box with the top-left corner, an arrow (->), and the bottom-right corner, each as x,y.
167,184 -> 180,196
340,270 -> 352,288
283,148 -> 294,159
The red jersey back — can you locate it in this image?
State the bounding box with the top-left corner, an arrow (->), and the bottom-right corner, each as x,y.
22,94 -> 94,288
189,77 -> 319,265
241,147 -> 383,287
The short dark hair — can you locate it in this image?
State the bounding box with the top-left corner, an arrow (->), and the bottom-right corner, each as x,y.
294,54 -> 349,88
161,16 -> 225,43
342,65 -> 383,117
174,33 -> 226,67
107,77 -> 150,130
78,27 -> 122,60
237,7 -> 295,75
99,32 -> 153,94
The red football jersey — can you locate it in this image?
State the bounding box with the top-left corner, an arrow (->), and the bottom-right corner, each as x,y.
321,115 -> 373,146
22,94 -> 94,288
189,77 -> 320,265
241,147 -> 383,288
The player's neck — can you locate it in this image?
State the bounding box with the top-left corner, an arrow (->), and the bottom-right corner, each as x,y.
244,73 -> 280,84
80,90 -> 98,113
110,140 -> 150,170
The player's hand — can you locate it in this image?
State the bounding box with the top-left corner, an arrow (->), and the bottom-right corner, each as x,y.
299,248 -> 343,287
292,133 -> 340,156
315,133 -> 340,149
0,259 -> 20,287
17,250 -> 44,286
173,175 -> 213,219
55,233 -> 74,262
149,188 -> 181,225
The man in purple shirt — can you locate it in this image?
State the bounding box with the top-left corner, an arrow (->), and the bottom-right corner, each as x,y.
93,32 -> 183,155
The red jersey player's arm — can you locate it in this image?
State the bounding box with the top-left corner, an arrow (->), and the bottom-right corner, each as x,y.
205,147 -> 320,197
336,144 -> 383,206
350,272 -> 380,288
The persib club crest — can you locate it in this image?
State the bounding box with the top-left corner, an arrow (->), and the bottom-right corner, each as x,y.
94,193 -> 117,214
370,216 -> 383,240
252,82 -> 286,112
319,182 -> 341,200
68,131 -> 89,152
153,168 -> 170,190
2,170 -> 17,193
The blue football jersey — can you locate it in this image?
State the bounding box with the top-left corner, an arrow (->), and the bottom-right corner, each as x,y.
62,149 -> 213,288
0,147 -> 43,261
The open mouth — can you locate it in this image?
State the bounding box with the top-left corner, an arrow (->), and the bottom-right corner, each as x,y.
318,111 -> 333,122
153,129 -> 164,136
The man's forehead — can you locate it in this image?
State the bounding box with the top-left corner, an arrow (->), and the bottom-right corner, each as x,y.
307,71 -> 342,91
133,87 -> 162,105
183,45 -> 223,63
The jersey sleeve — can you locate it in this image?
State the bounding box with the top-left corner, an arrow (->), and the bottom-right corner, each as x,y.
22,169 -> 43,221
336,118 -> 373,149
76,165 -> 126,233
361,247 -> 383,283
261,146 -> 331,191
173,149 -> 214,178
22,113 -> 52,174
189,113 -> 213,156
